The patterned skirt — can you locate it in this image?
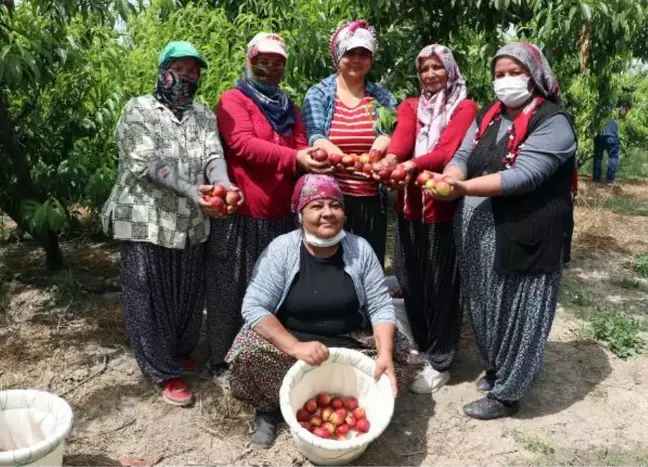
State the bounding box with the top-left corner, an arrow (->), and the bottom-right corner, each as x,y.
226,328 -> 416,412
454,198 -> 562,402
205,214 -> 296,364
120,241 -> 205,385
393,216 -> 461,372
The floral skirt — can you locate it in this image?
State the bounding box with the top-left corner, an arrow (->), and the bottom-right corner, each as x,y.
226,328 -> 416,412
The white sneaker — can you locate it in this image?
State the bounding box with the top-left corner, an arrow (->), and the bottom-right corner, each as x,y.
409,363 -> 450,394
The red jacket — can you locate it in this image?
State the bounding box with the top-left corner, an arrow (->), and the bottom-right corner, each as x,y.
387,97 -> 478,223
215,89 -> 308,220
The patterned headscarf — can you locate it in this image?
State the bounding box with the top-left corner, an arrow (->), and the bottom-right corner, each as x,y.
291,174 -> 344,213
415,44 -> 467,157
493,42 -> 562,105
154,59 -> 199,116
329,20 -> 376,68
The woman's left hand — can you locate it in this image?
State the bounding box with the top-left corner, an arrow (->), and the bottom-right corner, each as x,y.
226,185 -> 245,214
374,352 -> 398,396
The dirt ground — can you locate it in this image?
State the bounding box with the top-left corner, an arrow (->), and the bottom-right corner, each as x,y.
1,179 -> 648,466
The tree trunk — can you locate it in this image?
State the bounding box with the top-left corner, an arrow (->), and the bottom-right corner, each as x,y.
578,23 -> 592,72
0,90 -> 64,270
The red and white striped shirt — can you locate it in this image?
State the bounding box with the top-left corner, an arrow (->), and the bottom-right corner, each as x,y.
328,94 -> 379,197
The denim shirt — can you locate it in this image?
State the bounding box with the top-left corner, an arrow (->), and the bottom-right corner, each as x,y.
302,74 -> 397,146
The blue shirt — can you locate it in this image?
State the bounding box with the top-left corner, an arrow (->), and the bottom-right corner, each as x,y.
301,74 -> 397,146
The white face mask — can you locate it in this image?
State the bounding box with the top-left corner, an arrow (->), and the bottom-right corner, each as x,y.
303,229 -> 347,248
493,76 -> 532,108
298,212 -> 346,247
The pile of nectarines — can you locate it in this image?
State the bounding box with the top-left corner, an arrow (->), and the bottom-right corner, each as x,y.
296,393 -> 370,440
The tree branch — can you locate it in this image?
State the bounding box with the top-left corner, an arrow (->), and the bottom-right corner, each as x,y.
11,89 -> 41,125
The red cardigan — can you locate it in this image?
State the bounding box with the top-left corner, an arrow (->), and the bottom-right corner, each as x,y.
215,89 -> 308,220
387,97 -> 478,223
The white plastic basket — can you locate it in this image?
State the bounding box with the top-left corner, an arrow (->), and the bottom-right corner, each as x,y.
279,348 -> 394,465
384,276 -> 414,343
0,390 -> 74,467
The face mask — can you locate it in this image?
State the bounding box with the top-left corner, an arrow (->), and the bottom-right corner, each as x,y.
493,76 -> 532,108
246,68 -> 280,96
303,229 -> 347,248
156,70 -> 198,111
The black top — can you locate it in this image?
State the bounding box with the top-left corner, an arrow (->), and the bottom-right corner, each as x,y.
467,100 -> 575,274
277,243 -> 363,347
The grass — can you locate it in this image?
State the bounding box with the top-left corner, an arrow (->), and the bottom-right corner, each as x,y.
604,197 -> 648,216
614,277 -> 642,290
508,429 -> 555,455
587,308 -> 647,359
580,146 -> 648,182
632,253 -> 648,277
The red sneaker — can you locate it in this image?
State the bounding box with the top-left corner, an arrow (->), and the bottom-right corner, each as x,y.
162,378 -> 193,407
177,357 -> 198,372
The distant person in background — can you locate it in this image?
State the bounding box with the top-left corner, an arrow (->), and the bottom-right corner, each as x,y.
101,41 -> 238,406
593,105 -> 627,184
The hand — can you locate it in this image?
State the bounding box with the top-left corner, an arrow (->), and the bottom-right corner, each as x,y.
225,185 -> 244,214
371,154 -> 399,181
297,148 -> 334,174
393,161 -> 416,187
197,185 -> 228,218
374,352 -> 397,396
290,341 -> 330,366
426,175 -> 467,201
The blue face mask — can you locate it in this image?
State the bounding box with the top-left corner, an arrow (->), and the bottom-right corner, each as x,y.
246,69 -> 279,96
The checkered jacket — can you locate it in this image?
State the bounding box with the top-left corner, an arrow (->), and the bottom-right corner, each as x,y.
101,95 -> 224,249
302,74 -> 397,146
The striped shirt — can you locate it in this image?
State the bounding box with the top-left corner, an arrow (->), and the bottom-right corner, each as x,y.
329,94 -> 379,196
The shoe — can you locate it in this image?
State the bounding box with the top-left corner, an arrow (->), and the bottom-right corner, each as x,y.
409,362 -> 450,394
250,410 -> 281,448
463,395 -> 519,420
162,378 -> 193,407
177,356 -> 198,372
476,370 -> 496,392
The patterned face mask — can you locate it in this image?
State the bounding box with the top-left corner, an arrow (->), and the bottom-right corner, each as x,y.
155,68 -> 199,113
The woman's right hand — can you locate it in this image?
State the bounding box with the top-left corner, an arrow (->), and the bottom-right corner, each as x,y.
197,185 -> 229,218
297,148 -> 334,174
371,153 -> 399,181
289,341 -> 330,366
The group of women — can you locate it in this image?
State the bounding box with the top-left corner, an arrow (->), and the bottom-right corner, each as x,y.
102,20 -> 576,448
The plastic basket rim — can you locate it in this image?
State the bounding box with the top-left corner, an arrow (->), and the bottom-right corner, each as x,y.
279,347 -> 395,452
0,389 -> 74,465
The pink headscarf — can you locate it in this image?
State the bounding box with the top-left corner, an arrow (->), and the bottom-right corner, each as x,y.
291,175 -> 344,213
415,44 -> 467,157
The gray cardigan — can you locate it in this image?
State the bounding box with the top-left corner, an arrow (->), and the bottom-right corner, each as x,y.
241,229 -> 396,329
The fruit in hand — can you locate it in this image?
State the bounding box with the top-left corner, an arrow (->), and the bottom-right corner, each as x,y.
435,181 -> 452,196
424,179 -> 436,191
362,163 -> 374,174
416,171 -> 432,186
358,153 -> 371,164
317,393 -> 331,408
211,184 -> 227,199
356,419 -> 371,433
296,408 -> 310,422
391,167 -> 407,182
304,399 -> 318,414
377,167 -> 393,180
331,397 -> 344,410
209,196 -> 227,214
344,397 -> 358,411
341,154 -> 356,167
225,190 -> 241,206
312,148 -> 328,162
328,154 -> 343,166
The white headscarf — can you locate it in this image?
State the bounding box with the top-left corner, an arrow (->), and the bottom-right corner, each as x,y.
329,20 -> 376,68
415,44 -> 467,157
